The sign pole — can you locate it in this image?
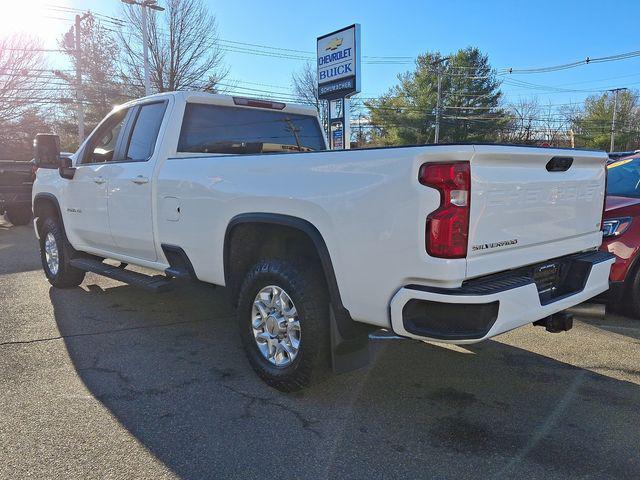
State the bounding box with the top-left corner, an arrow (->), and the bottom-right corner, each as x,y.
343,97 -> 351,149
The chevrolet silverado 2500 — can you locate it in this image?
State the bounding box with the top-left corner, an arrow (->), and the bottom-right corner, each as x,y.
32,91 -> 614,391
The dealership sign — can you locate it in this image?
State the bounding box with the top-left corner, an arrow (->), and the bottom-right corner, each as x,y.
317,24 -> 361,100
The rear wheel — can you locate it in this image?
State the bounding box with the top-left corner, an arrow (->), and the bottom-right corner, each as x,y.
237,258 -> 330,392
39,217 -> 85,288
5,206 -> 32,226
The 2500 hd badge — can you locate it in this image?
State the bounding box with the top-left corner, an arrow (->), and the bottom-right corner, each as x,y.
472,239 -> 519,251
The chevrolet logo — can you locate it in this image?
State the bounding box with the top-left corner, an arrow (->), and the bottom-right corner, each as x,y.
325,37 -> 343,51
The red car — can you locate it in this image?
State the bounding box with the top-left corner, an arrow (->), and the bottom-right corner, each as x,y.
601,154 -> 640,316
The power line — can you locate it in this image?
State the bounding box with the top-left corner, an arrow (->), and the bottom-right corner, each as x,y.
502,50 -> 640,74
37,2 -> 640,78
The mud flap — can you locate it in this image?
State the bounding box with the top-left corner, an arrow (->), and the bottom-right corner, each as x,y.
330,305 -> 370,374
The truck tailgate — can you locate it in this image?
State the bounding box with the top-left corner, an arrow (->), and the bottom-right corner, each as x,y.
467,145 -> 607,278
0,161 -> 34,187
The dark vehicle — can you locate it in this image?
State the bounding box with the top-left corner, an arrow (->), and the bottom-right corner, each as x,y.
0,160 -> 36,226
601,153 -> 640,316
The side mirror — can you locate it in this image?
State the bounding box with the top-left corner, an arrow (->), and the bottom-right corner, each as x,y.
59,156 -> 76,180
33,133 -> 61,169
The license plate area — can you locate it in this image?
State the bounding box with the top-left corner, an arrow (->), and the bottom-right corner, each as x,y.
533,262 -> 561,296
528,257 -> 592,305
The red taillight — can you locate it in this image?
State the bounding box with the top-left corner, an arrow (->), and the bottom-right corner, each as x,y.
419,162 -> 470,258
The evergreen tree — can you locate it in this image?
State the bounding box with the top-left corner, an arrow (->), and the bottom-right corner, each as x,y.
366,47 -> 504,145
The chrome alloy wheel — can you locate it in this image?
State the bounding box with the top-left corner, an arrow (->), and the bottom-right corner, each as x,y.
251,285 -> 301,367
44,232 -> 60,276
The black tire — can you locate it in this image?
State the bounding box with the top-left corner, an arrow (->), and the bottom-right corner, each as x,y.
622,267 -> 640,319
39,216 -> 86,288
5,206 -> 32,226
237,258 -> 330,392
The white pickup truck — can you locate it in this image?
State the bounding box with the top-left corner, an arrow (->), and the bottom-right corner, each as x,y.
32,91 -> 614,391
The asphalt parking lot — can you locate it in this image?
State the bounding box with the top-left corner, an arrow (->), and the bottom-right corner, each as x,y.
1,219 -> 639,479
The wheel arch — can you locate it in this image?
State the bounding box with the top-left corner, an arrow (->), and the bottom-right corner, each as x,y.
223,213 -> 364,337
224,213 -> 342,304
33,193 -> 64,236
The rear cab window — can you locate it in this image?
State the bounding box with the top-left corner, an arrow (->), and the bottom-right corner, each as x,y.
177,103 -> 326,154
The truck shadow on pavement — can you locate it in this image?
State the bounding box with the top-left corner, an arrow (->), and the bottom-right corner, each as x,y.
48,282 -> 640,480
0,223 -> 43,275
579,313 -> 640,341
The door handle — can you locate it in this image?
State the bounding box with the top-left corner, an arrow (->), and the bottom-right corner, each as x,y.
93,176 -> 106,185
131,175 -> 149,185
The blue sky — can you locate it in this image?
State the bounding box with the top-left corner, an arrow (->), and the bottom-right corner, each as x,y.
16,0 -> 640,107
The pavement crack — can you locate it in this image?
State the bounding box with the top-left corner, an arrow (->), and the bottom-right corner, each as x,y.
221,383 -> 323,438
80,367 -> 212,402
0,318 -> 208,348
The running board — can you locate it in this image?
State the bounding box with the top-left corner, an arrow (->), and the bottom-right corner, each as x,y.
70,258 -> 174,293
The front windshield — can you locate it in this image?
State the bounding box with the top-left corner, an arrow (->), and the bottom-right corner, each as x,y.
607,158 -> 640,198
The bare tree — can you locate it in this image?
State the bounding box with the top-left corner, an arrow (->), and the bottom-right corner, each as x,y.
504,97 -> 540,144
119,0 -> 226,94
503,97 -> 571,146
291,62 -> 320,111
538,100 -> 570,147
0,35 -> 48,125
0,35 -> 53,159
291,62 -> 327,131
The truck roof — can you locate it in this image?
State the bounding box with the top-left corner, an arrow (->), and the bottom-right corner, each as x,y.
118,90 -> 318,117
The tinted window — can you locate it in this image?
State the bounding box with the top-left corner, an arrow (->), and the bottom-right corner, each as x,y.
607,158 -> 640,198
177,103 -> 325,154
83,109 -> 128,164
125,102 -> 167,161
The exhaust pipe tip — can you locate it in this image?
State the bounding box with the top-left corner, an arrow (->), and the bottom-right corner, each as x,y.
533,311 -> 574,333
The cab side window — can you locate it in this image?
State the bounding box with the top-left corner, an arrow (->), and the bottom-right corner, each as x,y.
124,102 -> 167,161
82,109 -> 128,164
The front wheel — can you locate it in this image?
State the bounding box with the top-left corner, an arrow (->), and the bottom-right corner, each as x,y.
237,259 -> 330,392
39,217 -> 86,288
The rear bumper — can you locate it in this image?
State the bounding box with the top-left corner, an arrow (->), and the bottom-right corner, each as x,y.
389,251 -> 615,344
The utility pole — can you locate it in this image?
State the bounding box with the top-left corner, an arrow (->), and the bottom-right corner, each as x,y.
435,74 -> 443,144
609,88 -> 628,153
432,56 -> 450,144
122,0 -> 165,96
75,14 -> 84,145
56,13 -> 90,144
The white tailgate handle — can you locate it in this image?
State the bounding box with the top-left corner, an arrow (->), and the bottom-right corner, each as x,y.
131,175 -> 149,185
